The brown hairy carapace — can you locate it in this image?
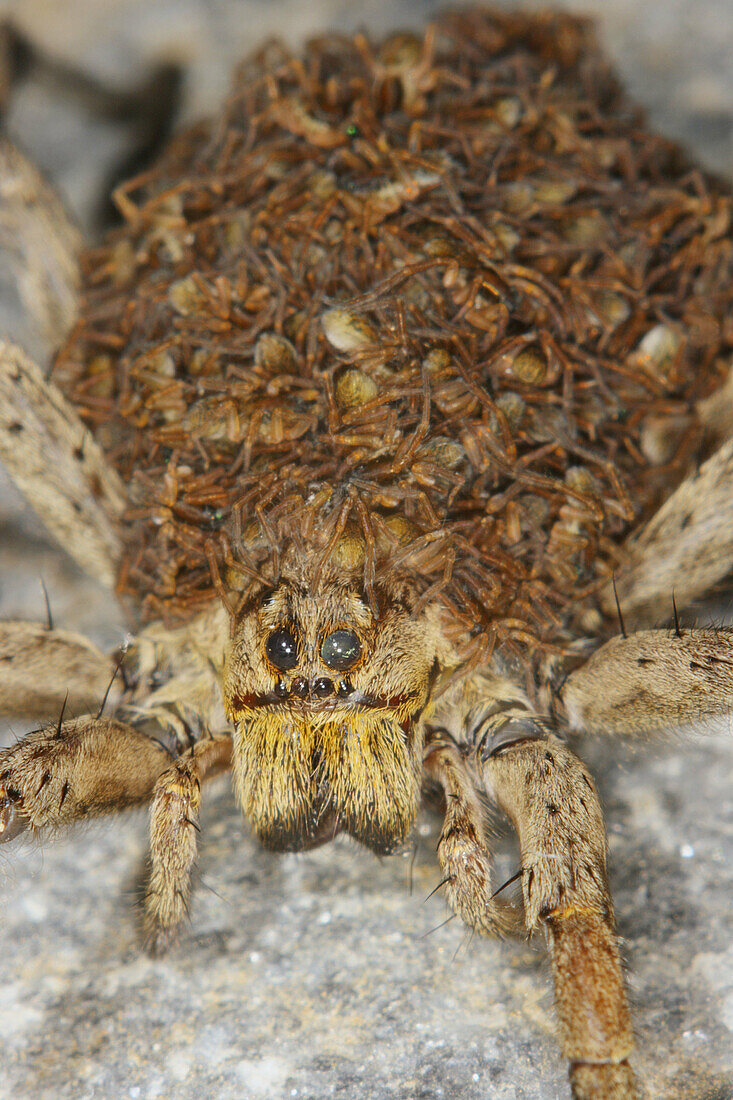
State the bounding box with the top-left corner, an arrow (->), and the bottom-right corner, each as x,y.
53,9 -> 731,664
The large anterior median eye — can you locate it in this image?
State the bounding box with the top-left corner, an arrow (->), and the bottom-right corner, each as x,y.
266,627 -> 299,670
321,629 -> 362,671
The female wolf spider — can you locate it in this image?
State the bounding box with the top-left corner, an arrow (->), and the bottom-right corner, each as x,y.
0,10 -> 732,1099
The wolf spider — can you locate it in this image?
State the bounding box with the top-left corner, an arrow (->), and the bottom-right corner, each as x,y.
0,12 -> 732,1100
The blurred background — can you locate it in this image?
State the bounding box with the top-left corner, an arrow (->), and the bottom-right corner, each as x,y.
0,3 -> 731,1099
1,0 -> 732,233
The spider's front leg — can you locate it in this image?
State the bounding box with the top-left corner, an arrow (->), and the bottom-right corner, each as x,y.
0,619 -> 162,837
480,732 -> 636,1099
425,680 -> 637,1100
0,706 -> 231,951
0,603 -> 233,950
423,736 -> 521,937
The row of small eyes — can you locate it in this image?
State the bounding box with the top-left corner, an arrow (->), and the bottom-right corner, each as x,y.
265,627 -> 362,672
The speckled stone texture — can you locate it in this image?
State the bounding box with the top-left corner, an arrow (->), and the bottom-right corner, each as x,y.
0,3 -> 731,1099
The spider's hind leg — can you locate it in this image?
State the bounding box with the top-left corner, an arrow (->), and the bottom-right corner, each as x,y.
0,340 -> 127,587
0,137 -> 81,362
0,136 -> 128,588
564,426 -> 733,739
606,435 -> 733,628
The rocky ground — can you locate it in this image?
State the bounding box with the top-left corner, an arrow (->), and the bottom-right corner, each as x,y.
0,2 -> 731,1098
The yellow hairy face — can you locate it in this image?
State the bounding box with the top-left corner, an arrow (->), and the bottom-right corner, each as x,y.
223,576 -> 438,853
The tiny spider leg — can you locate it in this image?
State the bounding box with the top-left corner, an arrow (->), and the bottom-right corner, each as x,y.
0,24 -> 183,227
145,734 -> 232,955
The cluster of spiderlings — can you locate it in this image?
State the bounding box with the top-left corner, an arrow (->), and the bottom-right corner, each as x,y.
54,9 -> 732,659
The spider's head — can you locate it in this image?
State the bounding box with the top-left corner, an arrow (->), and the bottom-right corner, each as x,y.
223,575 -> 439,853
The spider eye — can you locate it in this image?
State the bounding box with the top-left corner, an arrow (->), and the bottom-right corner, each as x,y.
321,629 -> 362,671
266,627 -> 299,670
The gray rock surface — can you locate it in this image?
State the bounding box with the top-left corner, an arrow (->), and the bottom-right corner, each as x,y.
0,3 -> 732,1099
